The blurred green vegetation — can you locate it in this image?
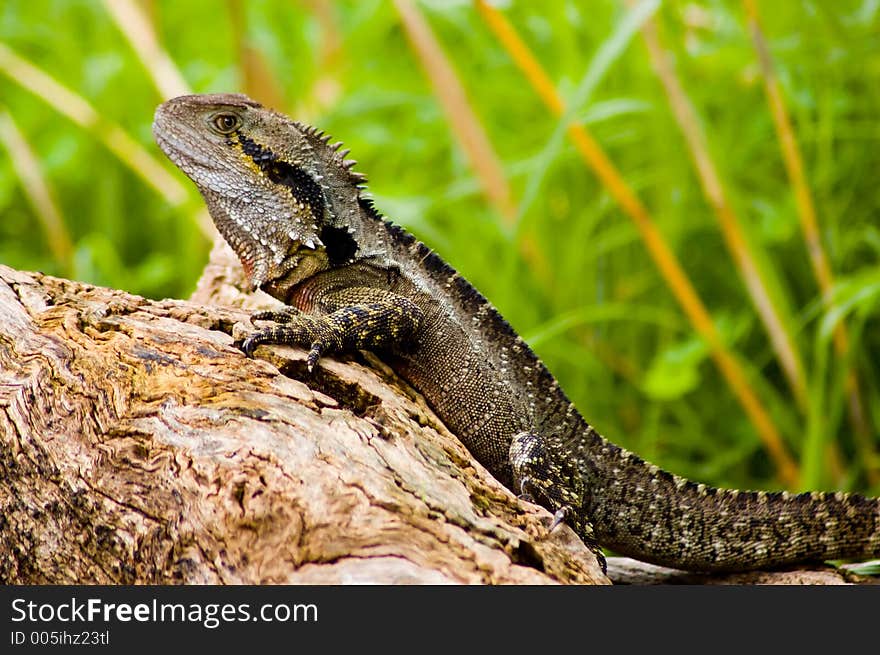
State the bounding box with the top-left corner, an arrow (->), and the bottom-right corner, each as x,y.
1,0 -> 878,496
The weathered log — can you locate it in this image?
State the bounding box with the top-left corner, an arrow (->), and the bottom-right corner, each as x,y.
0,253 -> 605,584
1,242 -> 874,584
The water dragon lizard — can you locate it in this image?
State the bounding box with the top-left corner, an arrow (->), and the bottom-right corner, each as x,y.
153,93 -> 880,575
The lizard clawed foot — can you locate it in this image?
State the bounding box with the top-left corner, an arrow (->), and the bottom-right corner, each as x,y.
240,298 -> 423,371
240,330 -> 325,373
241,330 -> 328,374
242,308 -> 306,355
509,431 -> 606,573
238,324 -> 323,364
516,470 -> 575,534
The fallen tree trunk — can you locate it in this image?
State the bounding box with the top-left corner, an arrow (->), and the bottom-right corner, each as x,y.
0,243 -> 871,585
0,245 -> 605,584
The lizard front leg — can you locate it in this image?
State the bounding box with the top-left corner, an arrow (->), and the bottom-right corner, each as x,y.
241,287 -> 424,371
510,431 -> 606,572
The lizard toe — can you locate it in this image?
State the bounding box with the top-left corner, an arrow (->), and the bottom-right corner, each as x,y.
250,307 -> 300,324
306,342 -> 324,372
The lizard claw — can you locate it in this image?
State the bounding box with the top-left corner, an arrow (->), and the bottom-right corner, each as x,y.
517,476 -> 537,503
549,506 -> 571,533
240,335 -> 258,358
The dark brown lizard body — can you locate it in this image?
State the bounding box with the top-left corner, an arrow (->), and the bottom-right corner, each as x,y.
153,93 -> 880,573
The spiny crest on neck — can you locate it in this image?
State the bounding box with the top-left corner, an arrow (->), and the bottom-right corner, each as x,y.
290,119 -> 369,188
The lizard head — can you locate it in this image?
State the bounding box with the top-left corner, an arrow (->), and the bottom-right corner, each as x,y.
153,93 -> 366,290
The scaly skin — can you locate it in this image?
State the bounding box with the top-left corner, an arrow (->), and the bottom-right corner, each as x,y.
153,93 -> 880,573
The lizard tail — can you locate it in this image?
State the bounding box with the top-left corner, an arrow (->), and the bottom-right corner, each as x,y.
584,442 -> 880,571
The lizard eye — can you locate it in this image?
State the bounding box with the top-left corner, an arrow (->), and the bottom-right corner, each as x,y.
211,113 -> 241,134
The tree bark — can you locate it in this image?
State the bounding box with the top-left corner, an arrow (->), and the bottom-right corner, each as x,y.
0,244 -> 873,585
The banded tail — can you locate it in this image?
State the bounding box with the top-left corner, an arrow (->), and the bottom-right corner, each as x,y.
584,438 -> 880,571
